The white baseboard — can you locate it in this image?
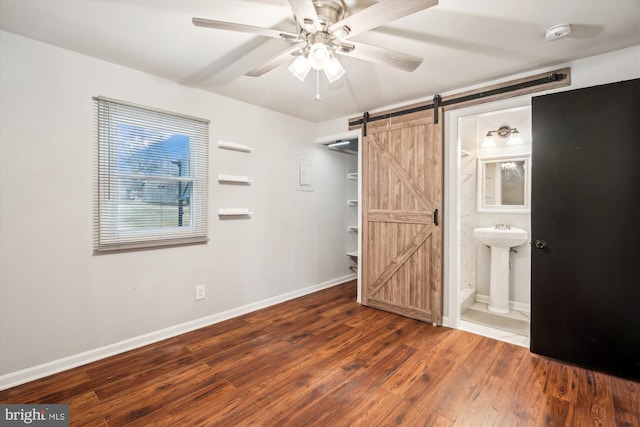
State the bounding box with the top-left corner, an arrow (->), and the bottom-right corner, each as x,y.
475,293 -> 530,314
0,274 -> 356,391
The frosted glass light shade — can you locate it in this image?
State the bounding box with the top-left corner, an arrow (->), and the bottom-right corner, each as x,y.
481,132 -> 496,147
507,129 -> 524,145
324,57 -> 346,83
308,42 -> 331,70
288,55 -> 311,81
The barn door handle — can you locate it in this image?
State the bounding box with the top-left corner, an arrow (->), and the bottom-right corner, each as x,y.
434,209 -> 439,226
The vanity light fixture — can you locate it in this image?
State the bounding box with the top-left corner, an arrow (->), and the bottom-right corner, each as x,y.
481,125 -> 523,147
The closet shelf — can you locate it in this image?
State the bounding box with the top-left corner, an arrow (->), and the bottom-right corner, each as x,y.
218,174 -> 253,184
217,140 -> 253,153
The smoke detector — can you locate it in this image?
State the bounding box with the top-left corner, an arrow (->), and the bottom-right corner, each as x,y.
545,24 -> 571,41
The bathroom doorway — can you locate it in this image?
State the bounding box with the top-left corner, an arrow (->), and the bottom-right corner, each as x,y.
444,98 -> 532,347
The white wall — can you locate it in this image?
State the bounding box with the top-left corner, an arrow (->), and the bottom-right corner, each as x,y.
0,31 -> 353,380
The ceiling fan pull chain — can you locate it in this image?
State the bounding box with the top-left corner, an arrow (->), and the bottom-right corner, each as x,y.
315,70 -> 321,101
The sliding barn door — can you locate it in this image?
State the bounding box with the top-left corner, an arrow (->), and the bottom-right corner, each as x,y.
362,110 -> 443,324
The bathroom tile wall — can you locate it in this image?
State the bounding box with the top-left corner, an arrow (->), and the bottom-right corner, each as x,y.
459,117 -> 479,294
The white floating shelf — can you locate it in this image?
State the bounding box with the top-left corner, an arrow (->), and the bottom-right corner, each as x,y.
218,140 -> 253,153
347,173 -> 359,180
346,251 -> 359,258
218,208 -> 253,216
347,199 -> 358,206
218,174 -> 253,184
348,226 -> 358,233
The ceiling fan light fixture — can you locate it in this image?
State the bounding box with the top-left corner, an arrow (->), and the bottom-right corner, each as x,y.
279,33 -> 299,42
308,42 -> 331,70
288,55 -> 311,81
337,42 -> 355,54
193,0 -> 437,93
333,25 -> 350,39
324,56 -> 346,83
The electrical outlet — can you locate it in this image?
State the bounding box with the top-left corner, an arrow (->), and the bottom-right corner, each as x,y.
195,284 -> 206,301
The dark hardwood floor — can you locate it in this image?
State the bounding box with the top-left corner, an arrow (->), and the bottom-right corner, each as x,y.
1,280 -> 638,426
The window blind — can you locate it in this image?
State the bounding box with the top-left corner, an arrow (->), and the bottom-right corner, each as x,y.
95,96 -> 209,252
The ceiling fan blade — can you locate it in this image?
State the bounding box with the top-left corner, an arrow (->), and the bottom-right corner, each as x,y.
287,0 -> 322,33
336,41 -> 423,72
245,43 -> 306,77
193,17 -> 299,41
330,0 -> 438,40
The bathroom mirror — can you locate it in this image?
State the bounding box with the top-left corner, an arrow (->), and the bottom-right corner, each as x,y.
477,156 -> 530,212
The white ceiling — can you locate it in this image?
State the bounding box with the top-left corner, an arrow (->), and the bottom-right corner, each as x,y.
1,0 -> 639,123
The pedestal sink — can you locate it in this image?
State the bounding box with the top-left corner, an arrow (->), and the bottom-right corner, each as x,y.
473,225 -> 528,314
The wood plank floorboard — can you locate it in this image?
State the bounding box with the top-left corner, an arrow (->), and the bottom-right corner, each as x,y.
1,280 -> 638,426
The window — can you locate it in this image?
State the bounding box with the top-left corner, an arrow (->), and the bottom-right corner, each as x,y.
95,97 -> 209,251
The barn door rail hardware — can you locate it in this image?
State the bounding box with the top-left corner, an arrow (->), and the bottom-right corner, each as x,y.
349,68 -> 570,130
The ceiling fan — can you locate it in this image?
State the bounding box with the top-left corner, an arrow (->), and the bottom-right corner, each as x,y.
193,0 -> 438,84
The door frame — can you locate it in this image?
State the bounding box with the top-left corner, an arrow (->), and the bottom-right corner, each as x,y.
443,95 -> 533,328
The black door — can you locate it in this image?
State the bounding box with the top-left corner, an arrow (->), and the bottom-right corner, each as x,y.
530,79 -> 640,381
